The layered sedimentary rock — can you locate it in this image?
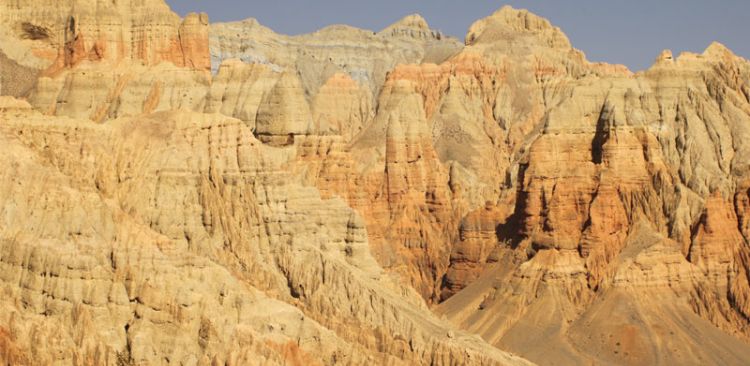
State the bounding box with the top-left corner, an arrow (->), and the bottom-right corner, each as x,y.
209,14 -> 463,98
435,9 -> 750,366
203,59 -> 279,127
254,71 -> 312,145
0,0 -> 213,122
441,202 -> 512,299
311,72 -> 373,140
1,1 -> 750,365
0,0 -> 210,71
0,97 -> 530,366
29,62 -> 211,121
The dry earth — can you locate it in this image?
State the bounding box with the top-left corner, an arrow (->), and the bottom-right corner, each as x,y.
0,1 -> 749,365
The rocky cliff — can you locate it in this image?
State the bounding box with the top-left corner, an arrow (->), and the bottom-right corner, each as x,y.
0,2 -> 749,366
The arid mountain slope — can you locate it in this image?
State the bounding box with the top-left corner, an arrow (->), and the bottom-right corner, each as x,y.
435,9 -> 750,366
0,98 -> 530,365
0,1 -> 749,365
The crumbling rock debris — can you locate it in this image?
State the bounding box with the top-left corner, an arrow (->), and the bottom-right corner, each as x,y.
0,1 -> 749,365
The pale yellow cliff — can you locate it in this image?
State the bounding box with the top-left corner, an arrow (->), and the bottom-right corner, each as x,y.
0,2 -> 749,366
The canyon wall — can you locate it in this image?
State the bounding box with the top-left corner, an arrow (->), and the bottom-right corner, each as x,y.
0,2 -> 749,365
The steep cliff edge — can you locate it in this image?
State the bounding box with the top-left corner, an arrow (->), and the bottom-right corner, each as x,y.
436,9 -> 750,366
0,2 -> 749,365
0,0 -> 210,71
0,97 -> 530,365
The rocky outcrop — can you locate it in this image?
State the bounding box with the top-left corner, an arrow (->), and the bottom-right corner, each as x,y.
209,14 -> 463,99
0,0 -> 215,122
203,59 -> 279,128
0,98 -> 530,366
441,202 -> 512,299
311,73 -> 373,140
0,0 -> 210,72
28,62 -> 211,121
254,71 -> 312,145
378,14 -> 445,40
436,16 -> 750,366
466,6 -> 571,49
1,1 -> 750,365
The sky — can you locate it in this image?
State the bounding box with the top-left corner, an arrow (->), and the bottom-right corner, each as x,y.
166,0 -> 749,71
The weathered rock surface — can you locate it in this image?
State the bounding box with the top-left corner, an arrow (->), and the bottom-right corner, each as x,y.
0,1 -> 749,365
254,71 -> 312,145
0,0 -> 210,71
311,72 -> 373,140
209,14 -> 463,98
0,0 -> 215,122
436,9 -> 750,366
0,98 -> 530,366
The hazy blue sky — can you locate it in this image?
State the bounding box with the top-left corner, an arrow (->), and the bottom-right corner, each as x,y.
166,0 -> 749,71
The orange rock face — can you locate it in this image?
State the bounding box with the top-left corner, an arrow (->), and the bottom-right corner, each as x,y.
294,75 -> 462,302
436,11 -> 750,363
1,1 -> 750,365
441,202 -> 512,299
311,73 -> 372,140
175,13 -> 211,70
0,0 -> 210,73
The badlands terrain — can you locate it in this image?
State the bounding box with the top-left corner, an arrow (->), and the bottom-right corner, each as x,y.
0,1 -> 749,365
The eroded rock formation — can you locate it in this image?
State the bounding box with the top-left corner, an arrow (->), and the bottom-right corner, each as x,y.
0,2 -> 749,365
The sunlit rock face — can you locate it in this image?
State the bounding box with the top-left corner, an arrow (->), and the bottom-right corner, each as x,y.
0,2 -> 749,365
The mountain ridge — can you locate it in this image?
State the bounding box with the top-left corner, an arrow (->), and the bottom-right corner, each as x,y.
0,1 -> 749,365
